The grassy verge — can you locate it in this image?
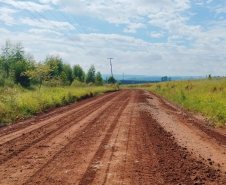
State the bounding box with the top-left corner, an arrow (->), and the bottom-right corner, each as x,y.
123,78 -> 226,127
0,85 -> 115,126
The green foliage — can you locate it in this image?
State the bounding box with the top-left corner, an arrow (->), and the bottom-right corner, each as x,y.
45,55 -> 63,78
0,75 -> 5,87
63,64 -> 73,83
73,64 -> 85,82
116,81 -> 121,90
86,64 -> 95,84
71,79 -> 86,87
108,76 -> 115,84
129,78 -> 226,126
43,79 -> 61,87
59,71 -> 70,85
1,39 -> 13,77
95,71 -> 104,86
208,74 -> 212,80
0,85 -> 115,126
4,78 -> 14,88
12,42 -> 25,63
14,60 -> 30,87
22,61 -> 55,91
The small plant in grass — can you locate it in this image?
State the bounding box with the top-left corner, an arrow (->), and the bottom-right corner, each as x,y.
208,74 -> 212,80
0,88 -> 19,107
116,81 -> 122,90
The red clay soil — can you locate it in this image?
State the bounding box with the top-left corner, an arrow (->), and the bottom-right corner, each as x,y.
0,89 -> 226,184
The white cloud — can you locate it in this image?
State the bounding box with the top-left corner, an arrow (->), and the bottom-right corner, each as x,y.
20,17 -> 75,31
54,0 -> 191,34
0,0 -> 52,12
29,29 -> 62,36
150,32 -> 164,38
0,0 -> 226,76
123,23 -> 146,33
0,7 -> 17,25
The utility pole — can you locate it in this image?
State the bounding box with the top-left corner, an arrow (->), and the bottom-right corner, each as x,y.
107,58 -> 114,77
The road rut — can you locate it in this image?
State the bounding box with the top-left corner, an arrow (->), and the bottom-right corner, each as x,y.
0,89 -> 226,184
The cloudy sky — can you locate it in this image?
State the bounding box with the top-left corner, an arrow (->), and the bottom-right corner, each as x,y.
0,0 -> 226,76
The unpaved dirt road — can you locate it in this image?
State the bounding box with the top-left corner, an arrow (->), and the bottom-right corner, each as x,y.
1,89 -> 226,184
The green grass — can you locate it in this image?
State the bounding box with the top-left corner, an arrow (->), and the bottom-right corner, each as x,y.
123,78 -> 226,127
0,85 -> 115,126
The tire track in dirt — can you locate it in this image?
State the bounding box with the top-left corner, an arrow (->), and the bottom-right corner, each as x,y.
0,91 -> 118,144
0,91 -> 128,185
137,91 -> 224,184
83,91 -> 138,185
0,91 -> 116,138
0,91 -> 123,165
0,89 -> 225,184
78,96 -> 130,185
151,91 -> 226,147
22,91 -> 131,185
145,90 -> 226,175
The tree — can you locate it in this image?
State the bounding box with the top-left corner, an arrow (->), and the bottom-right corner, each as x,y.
86,64 -> 95,84
21,61 -> 55,91
73,64 -> 85,82
208,74 -> 212,80
63,64 -> 73,84
45,55 -> 63,78
95,71 -> 104,86
108,76 -> 115,84
1,39 -> 12,77
59,71 -> 69,85
14,60 -> 30,87
12,42 -> 25,63
1,40 -> 26,79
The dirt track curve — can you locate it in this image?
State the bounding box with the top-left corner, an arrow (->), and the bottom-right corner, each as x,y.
1,89 -> 226,184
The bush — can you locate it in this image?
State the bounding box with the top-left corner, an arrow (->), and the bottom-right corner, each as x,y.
0,103 -> 6,124
71,80 -> 85,87
4,78 -> 14,88
0,75 -> 5,87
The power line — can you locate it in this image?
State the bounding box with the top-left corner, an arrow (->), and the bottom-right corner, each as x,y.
58,0 -> 89,35
14,1 -> 60,35
36,0 -> 106,63
47,0 -> 106,63
21,0 -> 82,46
50,0 -> 106,63
15,0 -> 103,63
36,0 -> 81,41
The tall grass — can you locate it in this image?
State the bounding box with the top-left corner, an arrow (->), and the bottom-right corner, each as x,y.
0,85 -> 115,126
125,78 -> 226,127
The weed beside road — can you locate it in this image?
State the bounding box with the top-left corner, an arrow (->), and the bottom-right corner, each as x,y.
124,78 -> 226,127
0,85 -> 115,126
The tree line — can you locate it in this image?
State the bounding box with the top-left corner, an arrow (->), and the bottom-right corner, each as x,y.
0,39 -> 108,89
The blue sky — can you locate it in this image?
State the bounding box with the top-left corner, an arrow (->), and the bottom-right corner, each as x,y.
0,0 -> 226,76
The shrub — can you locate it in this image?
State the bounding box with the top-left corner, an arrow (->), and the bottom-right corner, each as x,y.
0,75 -> 5,87
71,80 -> 85,87
4,78 -> 14,88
